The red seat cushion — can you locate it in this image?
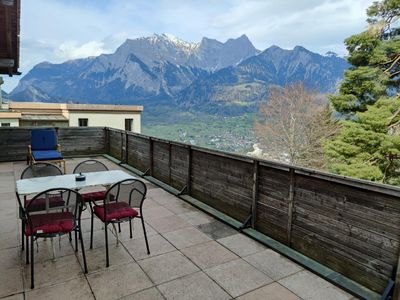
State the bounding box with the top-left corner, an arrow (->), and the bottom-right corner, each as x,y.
81,190 -> 107,202
25,196 -> 65,212
93,202 -> 138,222
25,212 -> 74,236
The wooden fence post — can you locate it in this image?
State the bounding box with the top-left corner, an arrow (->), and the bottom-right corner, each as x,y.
168,142 -> 172,185
251,160 -> 259,228
286,168 -> 295,246
120,132 -> 124,161
125,132 -> 128,164
187,146 -> 192,194
104,128 -> 110,154
149,137 -> 154,176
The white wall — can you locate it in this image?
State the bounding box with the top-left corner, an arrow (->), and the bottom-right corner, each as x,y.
68,112 -> 141,132
0,118 -> 19,127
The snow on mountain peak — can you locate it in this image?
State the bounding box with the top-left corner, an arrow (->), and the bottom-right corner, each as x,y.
158,33 -> 199,51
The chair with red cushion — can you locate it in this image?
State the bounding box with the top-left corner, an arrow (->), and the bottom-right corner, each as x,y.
91,179 -> 150,267
16,188 -> 88,289
73,159 -> 109,247
19,163 -> 63,253
73,160 -> 109,203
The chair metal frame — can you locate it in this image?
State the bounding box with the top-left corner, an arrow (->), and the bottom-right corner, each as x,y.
16,188 -> 88,289
19,163 -> 63,252
90,178 -> 150,267
72,159 -> 109,174
73,159 -> 110,247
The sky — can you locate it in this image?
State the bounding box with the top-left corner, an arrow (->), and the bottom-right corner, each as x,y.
2,0 -> 375,92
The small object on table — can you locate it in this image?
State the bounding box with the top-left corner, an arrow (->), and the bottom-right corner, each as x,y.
75,172 -> 86,182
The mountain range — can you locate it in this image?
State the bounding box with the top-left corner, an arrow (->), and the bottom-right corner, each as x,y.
9,33 -> 349,115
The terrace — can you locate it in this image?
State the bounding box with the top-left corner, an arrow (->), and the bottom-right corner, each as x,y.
0,127 -> 399,300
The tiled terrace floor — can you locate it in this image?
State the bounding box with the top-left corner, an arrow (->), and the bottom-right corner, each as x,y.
0,157 -> 357,300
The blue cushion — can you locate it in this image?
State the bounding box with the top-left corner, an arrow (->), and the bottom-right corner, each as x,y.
32,150 -> 63,161
31,130 -> 57,150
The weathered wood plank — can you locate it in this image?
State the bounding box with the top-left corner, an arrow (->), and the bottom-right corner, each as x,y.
292,225 -> 389,294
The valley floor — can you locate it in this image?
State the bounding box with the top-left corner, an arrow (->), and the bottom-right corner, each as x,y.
142,111 -> 256,154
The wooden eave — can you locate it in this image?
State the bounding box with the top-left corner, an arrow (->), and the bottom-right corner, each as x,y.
0,0 -> 20,76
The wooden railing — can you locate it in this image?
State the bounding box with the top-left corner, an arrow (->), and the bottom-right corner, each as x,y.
107,127 -> 400,295
0,127 -> 106,162
1,126 -> 399,295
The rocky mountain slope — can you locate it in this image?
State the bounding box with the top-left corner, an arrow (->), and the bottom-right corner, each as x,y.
177,45 -> 349,114
9,34 -> 349,114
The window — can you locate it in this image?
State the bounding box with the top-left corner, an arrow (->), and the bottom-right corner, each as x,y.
1,123 -> 10,127
125,118 -> 133,131
78,118 -> 88,127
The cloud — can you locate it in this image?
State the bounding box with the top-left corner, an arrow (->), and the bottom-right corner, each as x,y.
56,41 -> 109,60
211,0 -> 373,53
2,0 -> 375,92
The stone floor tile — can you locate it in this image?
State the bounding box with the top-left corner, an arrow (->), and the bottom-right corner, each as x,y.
181,241 -> 238,269
113,219 -> 158,242
0,162 -> 14,171
142,198 -> 160,209
0,246 -> 22,269
0,180 -> 15,193
0,191 -> 16,201
217,233 -> 266,257
0,207 -> 18,220
139,251 -> 199,284
25,276 -> 94,300
162,200 -> 197,215
204,259 -> 273,298
120,287 -> 164,300
1,230 -> 20,250
124,234 -> 175,261
162,227 -> 211,249
244,249 -> 302,280
158,271 -> 231,300
144,206 -> 175,219
0,267 -> 23,298
32,236 -> 76,263
236,282 -> 302,300
23,254 -> 84,289
279,270 -> 354,300
147,188 -> 176,202
78,243 -> 133,273
87,262 -> 153,300
196,221 -> 237,240
0,218 -> 19,235
82,228 -> 110,250
1,293 -> 24,300
146,215 -> 191,233
80,217 -> 104,233
178,211 -> 215,226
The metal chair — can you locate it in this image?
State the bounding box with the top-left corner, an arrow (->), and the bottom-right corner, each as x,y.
16,188 -> 88,289
19,163 -> 63,252
73,160 -> 109,204
73,159 -> 109,174
73,159 -> 110,247
91,179 -> 150,267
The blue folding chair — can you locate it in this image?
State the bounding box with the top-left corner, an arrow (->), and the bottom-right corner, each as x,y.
28,129 -> 66,173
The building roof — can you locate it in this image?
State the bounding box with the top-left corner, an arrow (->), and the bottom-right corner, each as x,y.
9,102 -> 144,112
19,114 -> 68,121
0,0 -> 20,76
0,111 -> 20,118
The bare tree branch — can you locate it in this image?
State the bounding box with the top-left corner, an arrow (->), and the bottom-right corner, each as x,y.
254,82 -> 339,169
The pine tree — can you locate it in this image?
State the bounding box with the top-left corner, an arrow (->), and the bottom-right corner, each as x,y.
326,0 -> 400,183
